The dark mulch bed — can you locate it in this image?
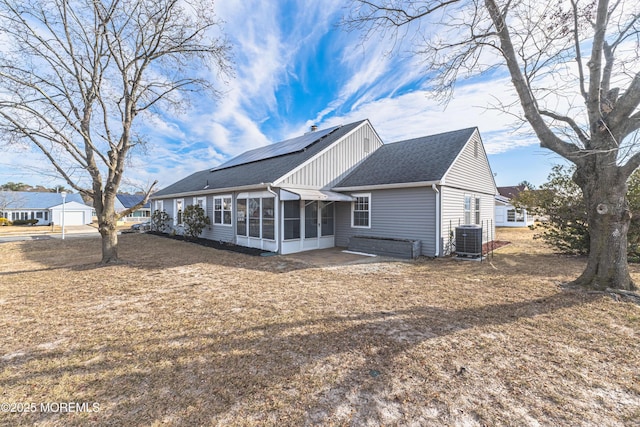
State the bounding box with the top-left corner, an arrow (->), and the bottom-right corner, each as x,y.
146,231 -> 272,256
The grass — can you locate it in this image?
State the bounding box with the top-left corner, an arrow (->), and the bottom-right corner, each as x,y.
0,228 -> 639,426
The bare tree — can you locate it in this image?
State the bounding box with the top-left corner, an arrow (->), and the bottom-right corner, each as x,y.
345,0 -> 640,290
0,0 -> 231,262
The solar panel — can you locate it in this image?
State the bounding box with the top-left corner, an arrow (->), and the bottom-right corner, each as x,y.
212,125 -> 339,171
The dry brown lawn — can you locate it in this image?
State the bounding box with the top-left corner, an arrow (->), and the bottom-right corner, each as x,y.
0,228 -> 639,426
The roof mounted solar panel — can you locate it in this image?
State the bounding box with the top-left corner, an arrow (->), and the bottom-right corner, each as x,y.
212,125 -> 339,171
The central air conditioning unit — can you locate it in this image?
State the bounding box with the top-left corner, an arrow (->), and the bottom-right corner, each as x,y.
455,225 -> 483,258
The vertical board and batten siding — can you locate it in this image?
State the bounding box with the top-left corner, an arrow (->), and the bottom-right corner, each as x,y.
278,123 -> 383,189
439,186 -> 495,254
335,187 -> 437,256
442,131 -> 497,195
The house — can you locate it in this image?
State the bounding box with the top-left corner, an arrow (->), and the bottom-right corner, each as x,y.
151,119 -> 497,257
495,185 -> 535,227
115,194 -> 151,223
0,191 -> 93,226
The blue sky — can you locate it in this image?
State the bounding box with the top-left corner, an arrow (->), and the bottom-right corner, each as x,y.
1,0 -> 568,191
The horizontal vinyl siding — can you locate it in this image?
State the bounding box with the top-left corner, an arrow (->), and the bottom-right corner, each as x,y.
279,123 -> 383,189
443,131 -> 497,195
440,186 -> 495,255
335,187 -> 437,256
158,198 -> 174,219
199,194 -> 235,242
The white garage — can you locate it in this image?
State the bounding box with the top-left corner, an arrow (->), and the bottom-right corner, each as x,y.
50,201 -> 93,226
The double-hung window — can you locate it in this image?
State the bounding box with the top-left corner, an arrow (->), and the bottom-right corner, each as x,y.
214,195 -> 232,225
464,195 -> 481,225
351,193 -> 371,228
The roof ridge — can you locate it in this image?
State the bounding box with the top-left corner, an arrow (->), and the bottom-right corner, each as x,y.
387,127 -> 477,145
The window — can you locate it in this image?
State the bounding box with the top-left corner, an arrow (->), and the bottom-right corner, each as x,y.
464,196 -> 481,224
248,198 -> 261,237
44,211 -> 48,221
262,198 -> 274,240
305,202 -> 318,238
352,193 -> 371,228
36,212 -> 43,219
241,197 -> 275,239
214,195 -> 232,225
155,200 -> 164,212
236,199 -> 247,235
194,196 -> 206,212
283,201 -> 300,240
507,208 -> 524,222
464,195 -> 472,224
175,199 -> 183,225
321,202 -> 334,236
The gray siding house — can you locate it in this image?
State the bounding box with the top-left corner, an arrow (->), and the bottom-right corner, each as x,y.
151,119 -> 497,257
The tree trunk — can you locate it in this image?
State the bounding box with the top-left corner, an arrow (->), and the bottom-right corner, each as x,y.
572,167 -> 637,291
99,221 -> 119,263
97,204 -> 119,264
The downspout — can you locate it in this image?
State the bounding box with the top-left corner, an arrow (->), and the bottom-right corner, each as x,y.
432,184 -> 440,257
266,184 -> 279,254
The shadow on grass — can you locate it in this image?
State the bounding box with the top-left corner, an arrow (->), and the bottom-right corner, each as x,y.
0,291 -> 595,426
4,232 -> 589,279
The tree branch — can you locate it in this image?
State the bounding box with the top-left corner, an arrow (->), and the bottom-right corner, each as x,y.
115,180 -> 158,220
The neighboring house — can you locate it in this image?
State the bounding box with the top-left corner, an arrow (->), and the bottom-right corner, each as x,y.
151,119 -> 497,257
495,185 -> 535,227
0,191 -> 93,226
115,194 -> 151,223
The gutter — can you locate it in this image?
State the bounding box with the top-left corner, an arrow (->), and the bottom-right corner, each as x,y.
432,183 -> 440,257
333,180 -> 440,192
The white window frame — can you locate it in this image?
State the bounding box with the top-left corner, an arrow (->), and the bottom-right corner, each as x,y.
475,197 -> 481,225
351,193 -> 371,229
155,200 -> 164,212
174,199 -> 184,225
213,195 -> 233,226
194,196 -> 207,212
463,194 -> 472,225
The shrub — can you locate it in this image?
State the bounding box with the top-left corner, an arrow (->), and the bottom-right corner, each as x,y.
150,210 -> 172,233
183,205 -> 209,240
0,218 -> 12,226
12,219 -> 38,226
514,164 -> 640,256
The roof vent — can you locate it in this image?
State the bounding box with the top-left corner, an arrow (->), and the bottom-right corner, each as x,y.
310,125 -> 318,132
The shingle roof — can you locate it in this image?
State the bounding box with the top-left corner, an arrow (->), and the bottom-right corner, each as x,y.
497,185 -> 526,199
335,127 -> 477,188
116,194 -> 151,209
154,120 -> 366,197
0,191 -> 86,209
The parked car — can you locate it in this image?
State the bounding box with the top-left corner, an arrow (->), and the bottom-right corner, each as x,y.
130,221 -> 151,231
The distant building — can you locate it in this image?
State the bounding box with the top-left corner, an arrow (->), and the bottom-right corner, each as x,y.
115,194 -> 151,223
0,191 -> 93,225
495,185 -> 534,227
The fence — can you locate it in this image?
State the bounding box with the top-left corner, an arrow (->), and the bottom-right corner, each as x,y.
443,219 -> 495,261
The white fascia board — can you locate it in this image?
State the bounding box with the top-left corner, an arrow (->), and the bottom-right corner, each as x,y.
332,181 -> 440,192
